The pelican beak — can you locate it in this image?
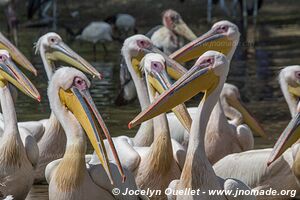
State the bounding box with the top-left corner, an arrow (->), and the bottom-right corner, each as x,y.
288,86 -> 300,98
267,112 -> 300,166
129,63 -> 219,128
144,46 -> 188,80
130,52 -> 145,78
0,33 -> 37,76
227,96 -> 268,138
146,64 -> 192,132
59,87 -> 125,184
0,56 -> 40,101
47,41 -> 101,79
170,29 -> 233,63
173,19 -> 197,42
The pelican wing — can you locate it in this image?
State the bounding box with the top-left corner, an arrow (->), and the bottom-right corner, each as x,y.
87,162 -> 141,200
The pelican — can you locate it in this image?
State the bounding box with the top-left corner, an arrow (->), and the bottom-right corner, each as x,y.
115,34 -> 190,148
151,21 -> 266,163
214,101 -> 300,200
29,32 -> 101,183
76,21 -> 113,59
116,20 -> 238,105
106,53 -> 183,199
150,9 -> 197,55
91,35 -> 190,172
129,51 -> 255,200
0,32 -> 37,75
279,65 -> 300,117
212,68 -> 300,198
116,22 -> 265,163
0,50 -> 40,199
266,102 -> 300,197
0,32 -> 45,142
167,21 -> 267,152
46,67 -> 144,200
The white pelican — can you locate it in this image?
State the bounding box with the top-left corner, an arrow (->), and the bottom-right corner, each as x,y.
210,66 -> 300,199
91,36 -> 191,172
151,21 -> 267,163
115,34 -> 190,148
129,51 -> 255,200
150,9 -> 197,55
105,13 -> 137,39
116,20 -> 239,105
108,53 -> 183,199
46,67 -> 145,200
0,50 -> 40,199
0,31 -> 42,133
76,21 -> 113,59
169,83 -> 259,163
0,32 -> 37,75
116,22 -> 266,161
279,65 -> 300,117
213,101 -> 300,200
30,32 -> 101,183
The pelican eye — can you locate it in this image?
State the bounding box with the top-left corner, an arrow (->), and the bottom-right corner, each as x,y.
73,77 -> 87,90
151,61 -> 164,72
171,15 -> 180,23
137,40 -> 150,49
206,57 -> 214,64
295,71 -> 300,79
0,55 -> 7,62
216,25 -> 229,33
48,36 -> 59,45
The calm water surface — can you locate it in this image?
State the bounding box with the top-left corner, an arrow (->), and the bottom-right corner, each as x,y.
3,2 -> 298,199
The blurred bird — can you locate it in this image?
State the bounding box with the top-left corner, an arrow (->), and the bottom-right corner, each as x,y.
148,9 -> 197,55
76,21 -> 113,60
26,0 -> 57,28
105,13 -> 137,40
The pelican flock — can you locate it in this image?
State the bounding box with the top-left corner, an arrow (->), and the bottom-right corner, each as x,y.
0,4 -> 297,200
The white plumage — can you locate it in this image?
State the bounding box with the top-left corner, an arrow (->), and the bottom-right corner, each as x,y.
77,21 -> 113,59
115,14 -> 136,33
46,67 -> 143,200
77,21 -> 112,44
3,195 -> 14,200
279,65 -> 300,118
213,145 -> 299,200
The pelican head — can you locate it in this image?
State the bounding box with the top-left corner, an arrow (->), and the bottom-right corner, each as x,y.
162,9 -> 197,41
170,20 -> 240,63
129,51 -> 228,128
140,53 -> 192,131
35,32 -> 101,80
222,83 -> 267,138
0,33 -> 37,75
48,67 -> 124,184
267,102 -> 300,166
122,34 -> 187,80
279,65 -> 300,117
0,50 -> 40,101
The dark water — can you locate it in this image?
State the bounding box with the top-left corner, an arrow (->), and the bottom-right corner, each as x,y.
0,0 -> 296,199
